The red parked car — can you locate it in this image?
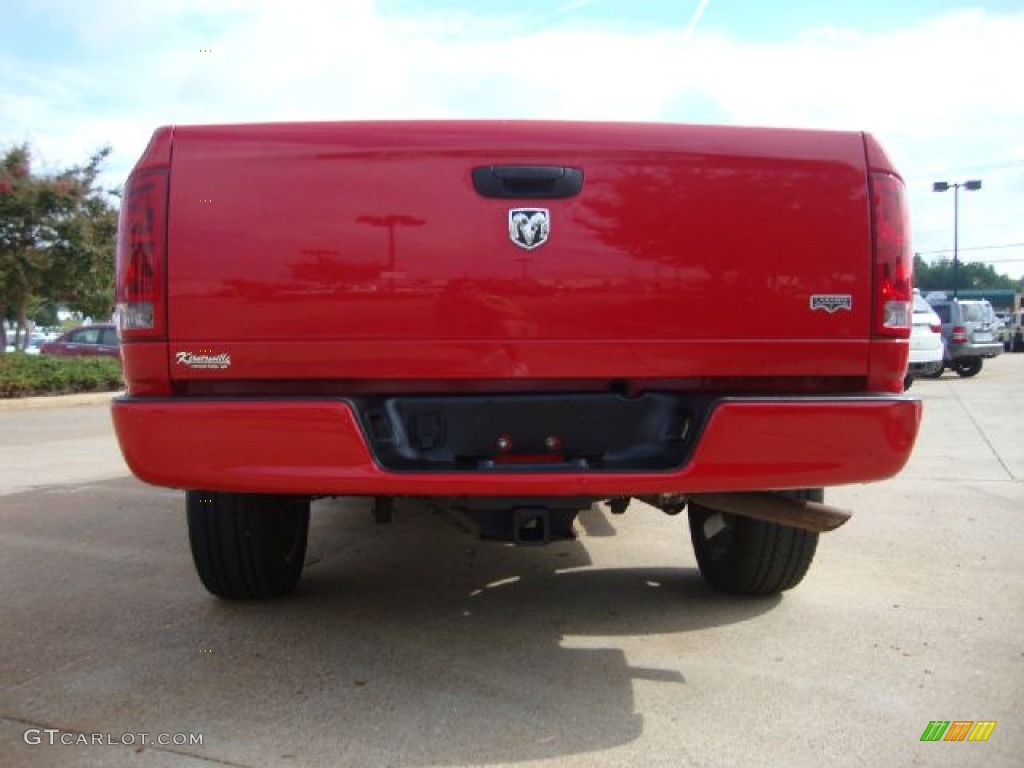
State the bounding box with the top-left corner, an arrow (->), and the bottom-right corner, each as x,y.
39,323 -> 121,360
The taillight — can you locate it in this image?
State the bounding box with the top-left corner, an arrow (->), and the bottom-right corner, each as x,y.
870,172 -> 912,337
929,322 -> 942,334
116,169 -> 168,339
952,325 -> 968,344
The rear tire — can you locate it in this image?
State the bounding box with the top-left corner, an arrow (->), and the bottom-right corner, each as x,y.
187,491 -> 310,599
688,489 -> 821,595
953,358 -> 983,377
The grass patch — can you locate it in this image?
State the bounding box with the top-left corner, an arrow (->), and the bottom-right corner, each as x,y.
0,354 -> 124,398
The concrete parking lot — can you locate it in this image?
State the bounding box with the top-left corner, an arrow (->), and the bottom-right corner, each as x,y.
1,359 -> 1022,767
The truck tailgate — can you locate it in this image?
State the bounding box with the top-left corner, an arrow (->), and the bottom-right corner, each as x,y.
166,121 -> 873,381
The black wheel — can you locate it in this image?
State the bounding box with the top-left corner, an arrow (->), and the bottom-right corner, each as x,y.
953,358 -> 983,377
688,489 -> 821,595
187,491 -> 310,599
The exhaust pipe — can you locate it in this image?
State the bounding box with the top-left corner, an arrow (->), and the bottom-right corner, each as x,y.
686,492 -> 851,533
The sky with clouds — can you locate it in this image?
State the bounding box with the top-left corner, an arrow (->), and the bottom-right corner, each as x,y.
2,0 -> 1022,276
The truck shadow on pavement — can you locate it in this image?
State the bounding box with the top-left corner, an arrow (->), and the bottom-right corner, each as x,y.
193,497 -> 779,766
2,481 -> 780,767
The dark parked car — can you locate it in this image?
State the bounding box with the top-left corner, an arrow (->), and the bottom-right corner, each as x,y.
1005,310 -> 1024,353
39,324 -> 121,360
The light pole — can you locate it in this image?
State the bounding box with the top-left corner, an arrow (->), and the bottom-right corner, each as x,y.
355,214 -> 425,289
932,179 -> 982,299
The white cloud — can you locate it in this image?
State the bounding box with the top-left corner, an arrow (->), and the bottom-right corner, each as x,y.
3,1 -> 1022,274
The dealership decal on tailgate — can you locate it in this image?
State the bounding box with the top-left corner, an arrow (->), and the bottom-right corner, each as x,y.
175,351 -> 232,370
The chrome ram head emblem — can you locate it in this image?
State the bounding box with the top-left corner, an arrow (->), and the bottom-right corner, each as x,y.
508,208 -> 550,250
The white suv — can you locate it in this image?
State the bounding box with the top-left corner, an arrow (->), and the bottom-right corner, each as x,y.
906,290 -> 944,388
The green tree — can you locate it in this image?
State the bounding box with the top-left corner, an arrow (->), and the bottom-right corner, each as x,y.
913,254 -> 1017,293
0,144 -> 118,352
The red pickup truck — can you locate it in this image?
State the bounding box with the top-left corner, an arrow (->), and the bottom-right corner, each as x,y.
111,121 -> 921,600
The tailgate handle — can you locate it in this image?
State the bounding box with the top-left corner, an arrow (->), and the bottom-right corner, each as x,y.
472,165 -> 584,199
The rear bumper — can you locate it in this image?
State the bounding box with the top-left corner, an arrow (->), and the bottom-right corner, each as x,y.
907,361 -> 942,376
111,395 -> 922,496
908,343 -> 943,365
948,342 -> 1003,359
